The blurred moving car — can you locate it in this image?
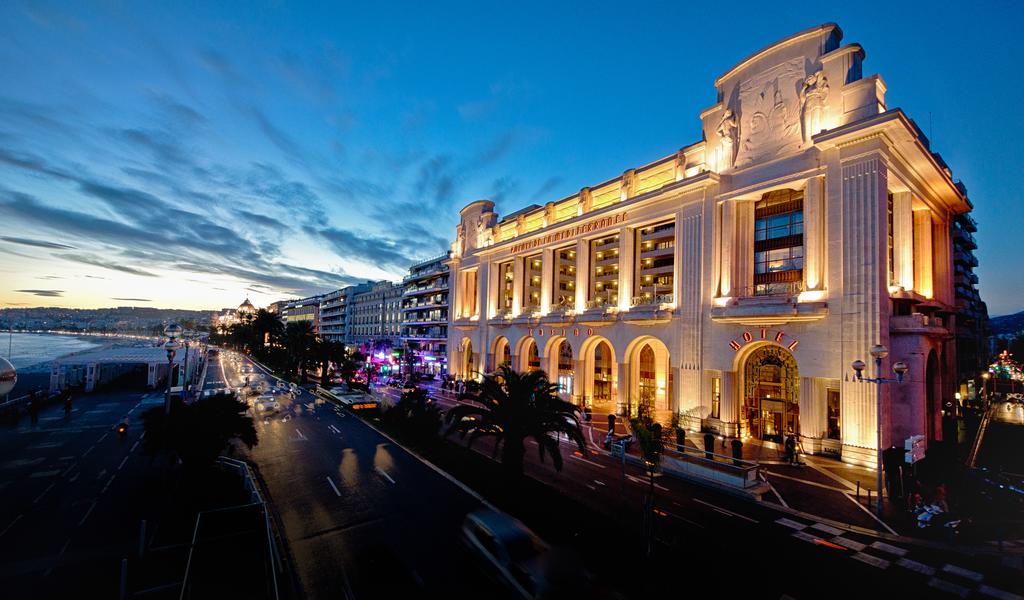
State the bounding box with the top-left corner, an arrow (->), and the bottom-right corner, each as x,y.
461,509 -> 588,599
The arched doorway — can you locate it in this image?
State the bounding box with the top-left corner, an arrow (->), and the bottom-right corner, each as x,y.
626,337 -> 672,418
926,350 -> 938,440
519,338 -> 540,373
492,337 -> 511,371
555,339 -> 574,400
590,340 -> 615,410
742,345 -> 799,442
461,338 -> 476,380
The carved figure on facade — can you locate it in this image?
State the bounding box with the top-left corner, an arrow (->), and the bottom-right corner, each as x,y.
735,58 -> 804,167
716,109 -> 738,169
454,223 -> 466,257
799,69 -> 830,143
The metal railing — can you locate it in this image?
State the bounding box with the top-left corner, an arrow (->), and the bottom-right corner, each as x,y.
630,293 -> 673,307
729,281 -> 803,299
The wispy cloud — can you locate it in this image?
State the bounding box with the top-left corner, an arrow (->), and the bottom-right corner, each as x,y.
111,297 -> 152,302
1,236 -> 76,250
15,289 -> 64,297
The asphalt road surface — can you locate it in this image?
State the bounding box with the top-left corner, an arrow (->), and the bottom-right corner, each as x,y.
209,353 -> 498,599
0,387 -> 165,598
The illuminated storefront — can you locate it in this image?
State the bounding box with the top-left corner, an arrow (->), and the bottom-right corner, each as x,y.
447,24 -> 972,466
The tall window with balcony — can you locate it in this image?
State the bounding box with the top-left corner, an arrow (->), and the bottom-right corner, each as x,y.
589,234 -> 620,307
498,260 -> 514,315
523,254 -> 542,312
634,220 -> 674,305
753,190 -> 804,296
553,246 -> 576,311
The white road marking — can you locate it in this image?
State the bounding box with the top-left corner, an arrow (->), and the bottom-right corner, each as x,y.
34,481 -> 57,504
775,517 -> 808,530
30,469 -> 62,478
101,474 -> 116,495
928,577 -> 970,598
96,468 -> 107,480
97,432 -> 108,443
593,479 -> 606,486
792,531 -> 820,544
810,522 -> 844,536
78,500 -> 97,526
326,476 -> 342,497
28,442 -> 63,450
852,551 -> 890,569
830,536 -> 866,552
658,510 -> 705,528
896,557 -> 936,576
130,440 -> 141,453
869,541 -> 908,557
0,514 -> 23,538
569,454 -> 606,469
978,584 -> 1023,600
625,474 -> 668,491
117,456 -> 129,471
375,467 -> 396,484
942,563 -> 984,582
586,484 -> 596,491
693,498 -> 759,523
69,472 -> 80,483
295,428 -> 307,440
82,445 -> 96,457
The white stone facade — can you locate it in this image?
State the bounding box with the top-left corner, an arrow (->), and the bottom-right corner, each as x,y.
446,24 -> 970,466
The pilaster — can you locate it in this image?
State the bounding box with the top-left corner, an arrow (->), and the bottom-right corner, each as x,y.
892,192 -> 914,290
803,176 -> 825,291
913,210 -> 934,299
618,226 -> 633,311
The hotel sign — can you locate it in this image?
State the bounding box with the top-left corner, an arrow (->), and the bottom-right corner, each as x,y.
510,212 -> 627,254
728,328 -> 799,352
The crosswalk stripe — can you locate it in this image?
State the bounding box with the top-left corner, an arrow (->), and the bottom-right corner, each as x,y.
810,522 -> 844,536
978,584 -> 1023,600
776,517 -> 808,530
896,557 -> 936,576
943,564 -> 984,582
851,551 -> 890,569
869,541 -> 908,557
928,577 -> 970,598
830,536 -> 866,552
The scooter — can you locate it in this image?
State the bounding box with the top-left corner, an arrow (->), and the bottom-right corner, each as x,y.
116,420 -> 129,440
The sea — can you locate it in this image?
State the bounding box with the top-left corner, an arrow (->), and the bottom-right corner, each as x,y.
2,332 -> 104,371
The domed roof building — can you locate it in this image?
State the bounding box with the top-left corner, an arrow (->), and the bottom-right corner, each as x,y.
237,298 -> 256,316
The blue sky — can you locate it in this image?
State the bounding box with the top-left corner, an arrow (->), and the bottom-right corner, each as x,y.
1,1 -> 1021,314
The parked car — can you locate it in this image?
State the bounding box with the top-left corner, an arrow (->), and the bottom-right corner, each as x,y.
461,509 -> 587,599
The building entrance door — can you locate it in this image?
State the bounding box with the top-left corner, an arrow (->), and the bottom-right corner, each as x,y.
742,345 -> 799,443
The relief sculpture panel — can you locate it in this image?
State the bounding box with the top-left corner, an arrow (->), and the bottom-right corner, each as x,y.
734,58 -> 806,168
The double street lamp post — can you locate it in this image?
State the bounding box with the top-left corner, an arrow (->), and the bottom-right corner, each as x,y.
163,324 -> 182,415
851,344 -> 909,518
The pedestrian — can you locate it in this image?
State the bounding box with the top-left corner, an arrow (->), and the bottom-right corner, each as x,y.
784,434 -> 796,465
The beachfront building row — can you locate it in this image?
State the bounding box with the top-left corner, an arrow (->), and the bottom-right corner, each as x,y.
446,24 -> 975,466
401,253 -> 450,375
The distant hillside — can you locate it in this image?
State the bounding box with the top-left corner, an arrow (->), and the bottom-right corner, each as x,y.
991,310 -> 1024,336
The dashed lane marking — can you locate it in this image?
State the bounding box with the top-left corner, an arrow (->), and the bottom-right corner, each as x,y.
97,432 -> 108,444
295,428 -> 307,441
693,498 -> 759,523
326,476 -> 342,497
869,541 -> 908,557
569,454 -> 606,469
82,445 -> 96,457
34,481 -> 57,504
897,558 -> 936,576
0,514 -> 23,538
117,456 -> 129,471
792,531 -> 820,544
830,536 -> 866,552
78,500 -> 97,526
942,564 -> 984,583
851,552 -> 890,569
28,442 -> 63,450
593,479 -> 606,486
101,474 -> 116,495
375,467 -> 396,484
30,469 -> 62,478
928,577 -> 970,598
624,474 -> 668,491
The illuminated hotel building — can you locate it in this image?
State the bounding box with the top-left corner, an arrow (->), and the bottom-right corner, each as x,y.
447,24 -> 974,466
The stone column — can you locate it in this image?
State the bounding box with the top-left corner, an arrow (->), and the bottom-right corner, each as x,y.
474,264 -> 487,319
720,371 -> 738,437
511,258 -> 524,316
734,201 -> 755,296
540,247 -> 554,314
839,156 -> 890,466
719,201 -> 735,296
803,176 -> 825,291
892,192 -> 914,290
617,226 -> 634,311
575,239 -> 589,311
913,210 -> 934,299
571,358 -> 585,407
616,361 -> 628,416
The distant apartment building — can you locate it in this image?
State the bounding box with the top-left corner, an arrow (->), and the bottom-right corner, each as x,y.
282,294 -> 325,333
319,283 -> 373,344
348,281 -> 403,349
952,209 -> 988,394
401,253 -> 450,375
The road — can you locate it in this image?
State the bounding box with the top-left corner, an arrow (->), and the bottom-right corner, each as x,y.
0,386 -> 165,598
208,353 -> 498,599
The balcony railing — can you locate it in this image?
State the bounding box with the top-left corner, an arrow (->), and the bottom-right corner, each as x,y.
631,293 -> 674,307
730,282 -> 804,299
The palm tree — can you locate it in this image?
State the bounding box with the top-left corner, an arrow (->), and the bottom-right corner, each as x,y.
251,309 -> 283,353
445,365 -> 586,478
311,338 -> 348,387
283,321 -> 316,381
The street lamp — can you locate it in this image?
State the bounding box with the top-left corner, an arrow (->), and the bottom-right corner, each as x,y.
851,344 -> 909,517
163,324 -> 183,415
981,371 -> 991,407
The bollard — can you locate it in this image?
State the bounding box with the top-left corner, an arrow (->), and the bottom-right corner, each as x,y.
856,481 -> 860,499
867,488 -> 872,507
119,558 -> 128,600
138,520 -> 146,558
